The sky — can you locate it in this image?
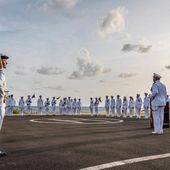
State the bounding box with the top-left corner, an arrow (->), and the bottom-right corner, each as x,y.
1,0 -> 170,106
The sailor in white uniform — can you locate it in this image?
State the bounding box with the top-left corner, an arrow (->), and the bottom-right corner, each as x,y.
150,73 -> 167,134
135,94 -> 142,119
143,93 -> 150,119
51,97 -> 57,114
18,96 -> 25,116
44,98 -> 50,115
72,98 -> 77,115
116,95 -> 122,117
89,98 -> 94,116
66,97 -> 72,115
76,98 -> 81,115
59,99 -> 63,115
94,98 -> 100,116
129,96 -> 135,118
26,95 -> 32,115
0,54 -> 9,157
105,96 -> 110,117
110,96 -> 115,117
37,95 -> 43,114
6,95 -> 11,116
122,96 -> 128,118
9,94 -> 15,116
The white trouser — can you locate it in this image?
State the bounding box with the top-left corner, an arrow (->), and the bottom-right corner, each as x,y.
19,107 -> 24,116
153,106 -> 164,133
105,107 -> 110,116
45,107 -> 49,115
129,108 -> 134,118
72,107 -> 76,115
123,107 -> 127,118
77,107 -> 81,115
27,105 -> 31,114
9,106 -> 14,116
95,107 -> 98,115
67,107 -> 71,114
52,106 -> 56,114
135,107 -> 141,118
38,107 -> 43,114
144,106 -> 149,119
0,103 -> 6,131
89,107 -> 93,115
110,107 -> 115,117
116,107 -> 121,117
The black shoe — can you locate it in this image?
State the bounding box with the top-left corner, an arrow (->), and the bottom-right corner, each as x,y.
0,151 -> 7,157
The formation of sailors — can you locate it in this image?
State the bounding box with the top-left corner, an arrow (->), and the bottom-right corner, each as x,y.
5,93 -> 169,118
89,93 -> 151,119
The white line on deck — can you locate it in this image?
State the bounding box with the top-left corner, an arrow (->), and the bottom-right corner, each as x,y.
80,153 -> 170,170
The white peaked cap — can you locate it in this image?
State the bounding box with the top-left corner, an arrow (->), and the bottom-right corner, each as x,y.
153,73 -> 162,79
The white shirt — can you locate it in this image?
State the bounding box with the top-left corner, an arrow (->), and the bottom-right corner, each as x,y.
111,98 -> 115,108
105,99 -> 110,108
37,98 -> 43,107
123,100 -> 128,109
135,97 -> 142,108
19,99 -> 25,108
129,99 -> 134,109
116,98 -> 122,108
143,96 -> 150,107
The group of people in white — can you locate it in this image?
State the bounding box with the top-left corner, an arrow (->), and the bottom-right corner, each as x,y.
5,92 -> 164,119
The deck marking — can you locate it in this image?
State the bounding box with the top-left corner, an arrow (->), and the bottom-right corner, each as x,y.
30,118 -> 123,124
80,153 -> 170,170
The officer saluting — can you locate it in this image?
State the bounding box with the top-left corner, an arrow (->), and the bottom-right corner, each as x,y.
0,54 -> 9,157
150,73 -> 167,134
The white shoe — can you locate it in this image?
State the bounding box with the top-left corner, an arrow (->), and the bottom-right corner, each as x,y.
152,131 -> 157,134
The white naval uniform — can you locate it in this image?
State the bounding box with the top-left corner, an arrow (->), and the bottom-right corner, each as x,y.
89,100 -> 94,115
72,101 -> 77,115
122,100 -> 128,118
9,98 -> 15,116
51,99 -> 57,114
94,100 -> 99,116
105,99 -> 110,116
66,100 -> 72,115
26,98 -> 32,114
44,100 -> 50,115
143,96 -> 150,119
37,99 -> 43,114
18,99 -> 25,116
151,80 -> 167,134
116,98 -> 122,117
135,97 -> 142,119
59,101 -> 63,115
129,99 -> 135,118
110,98 -> 115,117
76,101 -> 81,115
0,70 -> 7,130
5,97 -> 10,116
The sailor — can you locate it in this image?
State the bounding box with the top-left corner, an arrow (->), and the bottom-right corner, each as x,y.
110,96 -> 115,117
18,96 -> 25,116
129,96 -> 135,118
51,97 -> 57,115
66,97 -> 72,115
26,95 -> 32,115
150,73 -> 167,134
77,98 -> 81,115
143,93 -> 150,119
44,98 -> 50,115
59,99 -> 63,115
135,94 -> 142,119
0,54 -> 9,157
105,96 -> 110,117
122,96 -> 128,118
94,98 -> 99,116
89,97 -> 94,116
9,94 -> 15,116
72,98 -> 77,115
116,95 -> 122,117
37,95 -> 43,114
62,98 -> 67,115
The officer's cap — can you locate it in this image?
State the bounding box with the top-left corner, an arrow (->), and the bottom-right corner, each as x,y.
153,73 -> 161,79
0,54 -> 9,60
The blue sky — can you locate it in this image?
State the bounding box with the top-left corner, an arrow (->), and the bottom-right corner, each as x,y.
1,0 -> 170,105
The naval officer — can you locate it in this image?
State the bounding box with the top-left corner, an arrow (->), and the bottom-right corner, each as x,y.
0,54 -> 9,157
150,73 -> 167,134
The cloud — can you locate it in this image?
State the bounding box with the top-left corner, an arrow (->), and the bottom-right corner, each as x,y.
118,73 -> 136,78
45,85 -> 64,91
121,43 -> 152,53
99,7 -> 127,37
165,65 -> 170,69
39,0 -> 79,11
69,48 -> 111,80
14,71 -> 27,76
37,66 -> 64,75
